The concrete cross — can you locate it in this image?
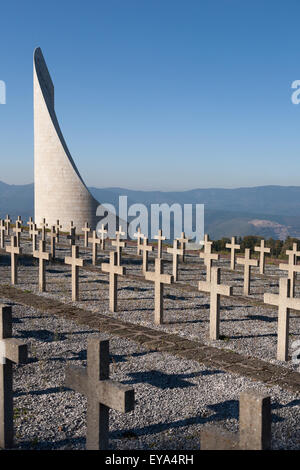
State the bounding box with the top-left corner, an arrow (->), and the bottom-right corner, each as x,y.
101,251 -> 126,312
67,227 -> 80,255
0,305 -> 27,449
167,240 -> 183,282
98,224 -> 108,250
30,223 -> 40,253
82,222 -> 91,248
201,390 -> 271,450
16,216 -> 23,224
27,217 -> 33,239
236,249 -> 258,296
49,226 -> 58,259
33,240 -> 50,292
5,236 -> 22,285
133,227 -> 145,255
200,234 -> 213,250
0,220 -> 5,249
70,220 -> 74,230
264,277 -> 300,361
111,227 -> 126,266
154,229 -> 166,259
200,243 -> 219,282
254,239 -> 270,274
198,267 -> 233,340
55,220 -> 62,242
65,245 -> 85,301
145,258 -> 173,325
13,220 -> 23,247
286,242 -> 300,261
140,237 -> 153,273
225,236 -> 240,270
65,338 -> 135,450
40,218 -> 48,242
88,230 -> 101,265
4,215 -> 11,236
279,244 -> 300,296
176,231 -> 190,262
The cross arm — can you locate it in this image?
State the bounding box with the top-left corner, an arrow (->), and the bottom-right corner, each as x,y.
2,338 -> 27,364
263,293 -> 278,306
96,379 -> 135,413
279,263 -> 300,273
286,297 -> 300,311
161,274 -> 173,285
145,272 -> 156,282
218,285 -> 233,296
65,365 -> 88,395
198,281 -> 210,293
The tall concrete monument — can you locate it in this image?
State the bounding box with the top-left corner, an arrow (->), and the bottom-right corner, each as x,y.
33,47 -> 99,232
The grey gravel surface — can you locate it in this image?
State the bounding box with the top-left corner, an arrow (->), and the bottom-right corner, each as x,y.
0,234 -> 300,449
2,298 -> 300,450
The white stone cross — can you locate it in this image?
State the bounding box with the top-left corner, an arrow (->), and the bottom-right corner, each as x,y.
82,222 -> 91,248
279,244 -> 300,296
30,223 -> 40,253
65,245 -> 85,301
5,236 -> 22,285
134,227 -> 145,256
0,305 -> 27,449
27,217 -> 33,239
176,231 -> 190,262
167,240 -> 183,282
40,218 -> 48,242
264,277 -> 300,361
55,220 -> 62,242
13,220 -> 23,246
88,230 -> 101,266
101,251 -> 126,312
4,215 -> 11,236
140,237 -> 153,273
49,226 -> 58,259
200,234 -> 213,250
67,227 -> 80,255
236,249 -> 258,296
198,267 -> 233,340
225,236 -> 240,270
65,338 -> 135,450
111,227 -> 126,266
145,258 -> 173,325
200,243 -> 219,282
98,224 -> 108,250
33,240 -> 50,292
0,220 -> 5,249
201,390 -> 271,450
154,229 -> 166,259
254,239 -> 270,274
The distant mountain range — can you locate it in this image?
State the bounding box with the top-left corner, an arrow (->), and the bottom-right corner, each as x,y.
1,181 -> 300,240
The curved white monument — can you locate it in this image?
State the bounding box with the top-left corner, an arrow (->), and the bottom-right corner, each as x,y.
33,47 -> 99,232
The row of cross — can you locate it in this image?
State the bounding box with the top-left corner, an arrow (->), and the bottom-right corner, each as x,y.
1,216 -> 300,364
0,303 -> 273,451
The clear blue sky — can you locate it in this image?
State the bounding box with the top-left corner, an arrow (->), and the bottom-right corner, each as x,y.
1,0 -> 300,190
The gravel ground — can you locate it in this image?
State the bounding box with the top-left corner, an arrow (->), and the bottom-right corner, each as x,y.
0,234 -> 299,450
2,298 -> 300,450
1,235 -> 299,371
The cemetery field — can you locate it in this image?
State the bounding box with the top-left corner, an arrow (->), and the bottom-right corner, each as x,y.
0,298 -> 299,450
0,233 -> 300,449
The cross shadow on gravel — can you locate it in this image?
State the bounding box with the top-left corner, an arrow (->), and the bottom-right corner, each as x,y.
17,329 -> 67,342
122,369 -> 223,390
